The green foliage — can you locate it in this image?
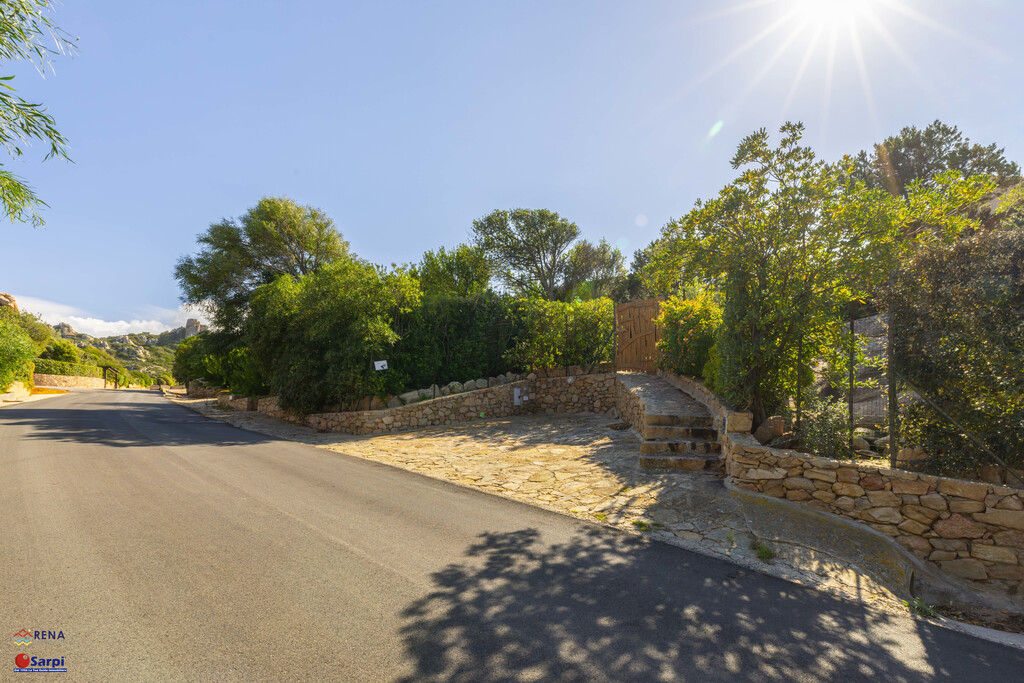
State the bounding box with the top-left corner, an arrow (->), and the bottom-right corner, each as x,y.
31,357 -> 102,378
38,337 -> 79,363
175,196 -> 350,333
853,120 -> 1020,198
391,292 -> 521,391
504,298 -> 613,371
0,306 -> 53,350
751,541 -> 775,561
0,319 -> 37,391
656,293 -> 722,376
903,597 -> 938,619
246,259 -> 420,413
885,222 -> 1024,473
172,335 -> 210,386
646,123 -> 992,424
414,244 -> 493,297
471,208 -> 625,301
0,0 -> 76,227
801,398 -> 852,461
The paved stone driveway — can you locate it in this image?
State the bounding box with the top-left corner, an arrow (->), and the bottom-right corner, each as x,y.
174,395 -> 912,614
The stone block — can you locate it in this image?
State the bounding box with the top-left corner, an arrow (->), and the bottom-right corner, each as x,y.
866,491 -> 902,507
986,564 -> 1024,581
897,519 -> 930,536
891,479 -> 930,495
763,481 -> 786,498
896,535 -> 931,554
809,458 -> 840,470
836,468 -> 861,483
812,491 -> 836,504
929,550 -> 957,562
859,474 -> 885,491
948,500 -> 985,514
939,559 -> 988,581
786,491 -> 812,501
832,496 -> 856,512
805,469 -> 838,483
932,514 -> 986,539
929,538 -> 967,551
782,477 -> 816,491
865,507 -> 902,524
833,482 -> 865,497
993,530 -> 1024,548
725,412 -> 753,433
936,478 -> 989,501
868,523 -> 900,537
970,544 -> 1018,564
902,505 -> 941,525
919,493 -> 948,511
997,496 -> 1024,511
973,509 -> 1024,531
745,468 -> 787,480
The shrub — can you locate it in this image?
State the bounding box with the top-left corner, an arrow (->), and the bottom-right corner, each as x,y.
656,293 -> 722,376
32,358 -> 104,378
504,297 -> 614,371
0,320 -> 37,391
801,398 -> 852,460
38,338 -> 80,363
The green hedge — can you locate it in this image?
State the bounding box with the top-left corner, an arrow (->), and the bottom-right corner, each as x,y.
32,358 -> 104,378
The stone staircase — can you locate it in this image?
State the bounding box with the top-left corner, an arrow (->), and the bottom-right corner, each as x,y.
617,373 -> 723,471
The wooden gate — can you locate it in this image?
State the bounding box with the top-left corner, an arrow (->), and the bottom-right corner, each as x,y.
615,298 -> 663,373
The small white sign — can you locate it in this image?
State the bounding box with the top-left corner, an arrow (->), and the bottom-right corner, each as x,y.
374,360 -> 388,371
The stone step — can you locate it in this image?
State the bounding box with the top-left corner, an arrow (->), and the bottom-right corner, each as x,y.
639,452 -> 722,472
644,413 -> 714,429
640,438 -> 721,455
644,424 -> 718,441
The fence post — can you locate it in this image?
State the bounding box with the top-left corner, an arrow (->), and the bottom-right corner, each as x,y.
887,308 -> 899,467
795,335 -> 803,432
849,304 -> 855,451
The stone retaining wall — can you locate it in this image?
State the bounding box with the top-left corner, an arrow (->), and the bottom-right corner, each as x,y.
33,373 -> 106,389
246,374 -> 619,436
613,376 -> 646,433
186,384 -> 219,398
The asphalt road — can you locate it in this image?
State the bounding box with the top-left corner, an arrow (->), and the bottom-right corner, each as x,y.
2,389 -> 1021,681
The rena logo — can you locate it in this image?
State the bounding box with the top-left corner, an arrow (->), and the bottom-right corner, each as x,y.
12,630 -> 32,645
12,628 -> 64,644
15,654 -> 29,668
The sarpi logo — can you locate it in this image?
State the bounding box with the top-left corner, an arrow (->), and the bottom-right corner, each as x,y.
12,629 -> 64,645
14,653 -> 67,672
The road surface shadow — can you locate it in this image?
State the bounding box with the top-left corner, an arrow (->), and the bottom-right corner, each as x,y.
399,527 -> 1022,682
0,398 -> 276,449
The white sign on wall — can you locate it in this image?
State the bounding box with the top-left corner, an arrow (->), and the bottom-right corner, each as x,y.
374,360 -> 388,371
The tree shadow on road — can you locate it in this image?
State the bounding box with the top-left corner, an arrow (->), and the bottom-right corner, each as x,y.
399,526 -> 1021,682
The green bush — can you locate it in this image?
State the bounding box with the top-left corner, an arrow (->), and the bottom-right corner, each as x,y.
656,293 -> 722,376
504,298 -> 614,371
800,398 -> 852,460
38,338 -> 80,363
246,259 -> 420,413
391,292 -> 522,391
32,358 -> 104,378
0,320 -> 37,391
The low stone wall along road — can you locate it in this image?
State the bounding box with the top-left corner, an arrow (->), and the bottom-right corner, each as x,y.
2,389 -> 1023,681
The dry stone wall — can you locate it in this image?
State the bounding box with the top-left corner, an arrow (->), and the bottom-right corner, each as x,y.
33,374 -> 106,389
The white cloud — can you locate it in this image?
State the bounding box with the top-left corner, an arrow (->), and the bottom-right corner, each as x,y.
10,294 -> 210,338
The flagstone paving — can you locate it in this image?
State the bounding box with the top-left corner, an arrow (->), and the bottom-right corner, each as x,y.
173,394 -> 906,614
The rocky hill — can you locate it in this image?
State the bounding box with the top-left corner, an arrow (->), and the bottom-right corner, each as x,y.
53,318 -> 205,379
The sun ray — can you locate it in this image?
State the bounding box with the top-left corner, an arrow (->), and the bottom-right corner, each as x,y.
679,0 -> 776,27
886,0 -> 1004,59
781,23 -> 825,119
848,21 -> 879,131
737,18 -> 809,103
821,23 -> 840,145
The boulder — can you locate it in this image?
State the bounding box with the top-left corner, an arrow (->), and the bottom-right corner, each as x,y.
448,381 -> 463,394
387,395 -> 403,409
398,390 -> 420,405
852,437 -> 871,451
474,379 -> 488,390
753,416 -> 785,444
440,386 -> 450,396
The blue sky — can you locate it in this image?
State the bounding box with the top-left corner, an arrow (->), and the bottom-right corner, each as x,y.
7,0 -> 1024,334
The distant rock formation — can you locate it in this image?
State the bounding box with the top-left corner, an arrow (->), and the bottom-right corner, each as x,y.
184,318 -> 204,337
55,322 -> 78,337
0,292 -> 17,312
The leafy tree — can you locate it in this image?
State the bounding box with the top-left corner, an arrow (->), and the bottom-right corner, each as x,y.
245,259 -> 420,412
562,238 -> 626,301
174,196 -> 350,333
853,120 -> 1019,198
172,334 -> 210,386
471,208 -> 624,301
612,245 -> 657,302
648,123 -> 991,425
0,319 -> 36,390
656,292 -> 722,377
38,337 -> 78,363
414,244 -> 493,297
0,0 -> 76,227
0,306 -> 52,350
